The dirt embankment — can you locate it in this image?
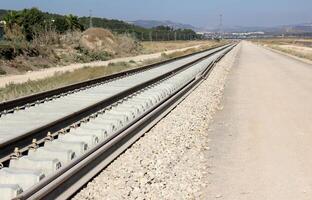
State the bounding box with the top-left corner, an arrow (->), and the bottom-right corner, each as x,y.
0,28 -> 141,75
0,27 -> 215,77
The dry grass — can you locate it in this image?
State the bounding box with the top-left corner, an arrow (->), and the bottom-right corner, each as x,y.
269,45 -> 312,60
115,34 -> 142,57
0,44 -> 220,102
160,41 -> 227,59
141,40 -> 218,54
254,38 -> 312,61
80,28 -> 117,54
254,38 -> 312,46
79,28 -> 141,57
0,62 -> 137,101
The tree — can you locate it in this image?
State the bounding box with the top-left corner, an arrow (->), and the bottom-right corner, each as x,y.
3,11 -> 20,30
3,8 -> 46,41
2,11 -> 24,41
54,17 -> 69,33
65,14 -> 83,31
2,8 -> 86,40
20,8 -> 46,40
153,26 -> 173,31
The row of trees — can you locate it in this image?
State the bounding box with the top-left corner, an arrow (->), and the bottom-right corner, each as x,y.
1,8 -> 202,41
2,8 -> 83,41
121,27 -> 202,41
79,17 -> 201,41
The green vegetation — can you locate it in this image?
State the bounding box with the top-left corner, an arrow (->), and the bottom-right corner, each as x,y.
0,9 -> 9,19
79,17 -> 201,41
0,8 -> 87,68
0,7 -> 206,74
1,8 -> 202,42
74,46 -> 112,63
2,8 -> 83,41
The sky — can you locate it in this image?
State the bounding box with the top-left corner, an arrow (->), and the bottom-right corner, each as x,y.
1,0 -> 311,29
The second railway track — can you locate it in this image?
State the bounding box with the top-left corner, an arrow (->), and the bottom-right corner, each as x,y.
0,43 -> 235,200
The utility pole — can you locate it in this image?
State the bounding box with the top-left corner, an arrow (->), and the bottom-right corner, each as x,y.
149,31 -> 152,41
89,9 -> 93,28
219,14 -> 223,39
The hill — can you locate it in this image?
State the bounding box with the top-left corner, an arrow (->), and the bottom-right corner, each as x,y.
208,23 -> 312,34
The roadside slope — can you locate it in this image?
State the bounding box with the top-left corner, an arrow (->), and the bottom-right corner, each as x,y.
205,41 -> 312,200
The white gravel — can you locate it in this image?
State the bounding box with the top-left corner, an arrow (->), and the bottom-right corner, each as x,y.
72,44 -> 240,200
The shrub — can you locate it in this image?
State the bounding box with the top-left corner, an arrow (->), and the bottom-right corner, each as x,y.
76,46 -> 111,62
0,68 -> 6,75
3,8 -> 84,41
0,44 -> 15,59
116,34 -> 141,56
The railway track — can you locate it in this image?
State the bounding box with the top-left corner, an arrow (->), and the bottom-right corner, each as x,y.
0,43 -> 235,200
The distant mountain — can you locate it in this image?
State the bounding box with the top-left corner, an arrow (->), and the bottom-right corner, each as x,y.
278,23 -> 312,33
130,20 -> 312,34
210,23 -> 312,34
129,20 -> 204,31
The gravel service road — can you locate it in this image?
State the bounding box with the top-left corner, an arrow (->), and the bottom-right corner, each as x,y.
72,44 -> 240,199
205,41 -> 312,200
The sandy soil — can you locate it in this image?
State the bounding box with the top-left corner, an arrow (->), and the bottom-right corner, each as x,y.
205,41 -> 312,199
0,44 -> 204,88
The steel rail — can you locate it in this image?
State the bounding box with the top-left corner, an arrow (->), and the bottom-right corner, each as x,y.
14,44 -> 235,200
0,44 -> 227,114
0,44 -> 231,166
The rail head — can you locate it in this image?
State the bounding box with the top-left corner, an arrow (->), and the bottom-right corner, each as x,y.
0,44 -> 233,166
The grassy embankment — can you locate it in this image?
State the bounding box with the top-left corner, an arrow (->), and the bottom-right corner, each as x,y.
0,41 -> 224,102
254,38 -> 312,61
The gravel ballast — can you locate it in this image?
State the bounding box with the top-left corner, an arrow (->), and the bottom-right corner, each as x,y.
73,44 -> 240,200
